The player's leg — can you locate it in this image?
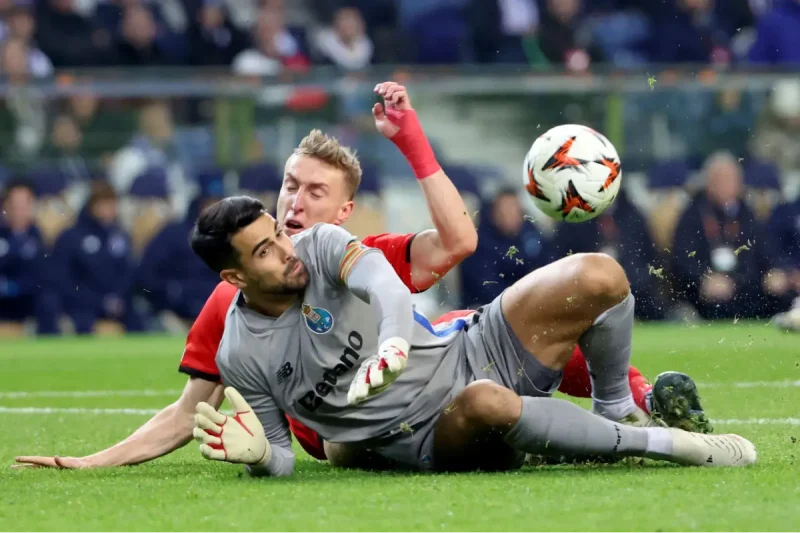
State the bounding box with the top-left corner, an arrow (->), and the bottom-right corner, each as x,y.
431,380 -> 525,472
498,252 -> 645,423
559,346 -> 650,411
560,347 -> 713,433
432,381 -> 756,470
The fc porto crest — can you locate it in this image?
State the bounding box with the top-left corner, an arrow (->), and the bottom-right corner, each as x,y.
302,303 -> 334,334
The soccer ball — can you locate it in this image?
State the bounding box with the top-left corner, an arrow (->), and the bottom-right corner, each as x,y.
523,124 -> 622,223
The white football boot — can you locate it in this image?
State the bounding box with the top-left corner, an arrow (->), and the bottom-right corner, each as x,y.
658,428 -> 757,467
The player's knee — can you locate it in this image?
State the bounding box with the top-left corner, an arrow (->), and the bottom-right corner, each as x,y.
457,381 -> 521,430
571,253 -> 630,308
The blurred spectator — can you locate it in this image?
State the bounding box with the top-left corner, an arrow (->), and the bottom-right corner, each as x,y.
398,0 -> 469,64
5,4 -> 54,77
750,79 -> 800,174
767,197 -> 800,288
35,0 -> 115,67
715,0 -> 756,36
42,114 -> 95,183
94,0 -> 189,63
748,0 -> 800,64
1,36 -> 37,81
266,0 -> 316,27
108,100 -> 186,206
64,94 -> 137,164
137,184 -> 221,323
650,0 -> 732,65
703,89 -> 757,158
312,0 -> 399,62
768,196 -> 800,330
0,179 -> 59,333
187,0 -> 249,66
0,0 -> 13,35
468,0 -> 538,64
312,7 -> 373,70
538,0 -> 603,70
584,1 -> 652,68
51,181 -> 144,333
460,188 -> 553,308
1,38 -> 48,166
672,152 -> 792,319
115,4 -> 171,66
554,189 -> 666,320
232,5 -> 309,75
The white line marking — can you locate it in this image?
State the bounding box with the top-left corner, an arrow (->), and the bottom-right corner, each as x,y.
715,418 -> 800,426
0,389 -> 182,399
697,380 -> 800,389
0,407 -> 236,416
0,407 -> 159,415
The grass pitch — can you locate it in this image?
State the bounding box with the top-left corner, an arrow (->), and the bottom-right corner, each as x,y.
2,323 -> 799,531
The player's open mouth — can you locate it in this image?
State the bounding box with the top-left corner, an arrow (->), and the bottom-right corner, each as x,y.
284,220 -> 303,231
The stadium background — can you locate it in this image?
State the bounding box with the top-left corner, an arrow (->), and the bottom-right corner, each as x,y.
0,0 -> 799,334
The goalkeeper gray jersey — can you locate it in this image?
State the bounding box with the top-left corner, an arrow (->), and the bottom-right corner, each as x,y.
216,223 -> 469,450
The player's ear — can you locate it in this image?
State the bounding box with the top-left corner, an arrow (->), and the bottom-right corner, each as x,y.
334,200 -> 354,226
220,268 -> 247,289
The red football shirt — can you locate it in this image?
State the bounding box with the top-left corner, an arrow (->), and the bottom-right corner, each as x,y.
178,232 -> 418,460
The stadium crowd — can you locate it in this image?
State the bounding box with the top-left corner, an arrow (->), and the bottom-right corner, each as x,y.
1,0 -> 798,71
1,0 -> 800,335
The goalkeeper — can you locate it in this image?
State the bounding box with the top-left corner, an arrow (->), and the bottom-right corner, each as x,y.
189,198 -> 756,475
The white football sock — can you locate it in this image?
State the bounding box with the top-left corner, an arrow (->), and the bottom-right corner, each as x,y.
644,427 -> 674,456
592,393 -> 637,421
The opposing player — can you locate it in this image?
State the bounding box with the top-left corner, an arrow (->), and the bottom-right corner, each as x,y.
189,198 -> 755,475
14,82 -> 707,470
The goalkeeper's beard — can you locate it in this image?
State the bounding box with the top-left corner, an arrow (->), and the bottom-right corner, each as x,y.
255,258 -> 309,296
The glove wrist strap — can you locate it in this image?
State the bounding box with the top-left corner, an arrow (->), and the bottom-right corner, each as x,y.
250,445 -> 272,468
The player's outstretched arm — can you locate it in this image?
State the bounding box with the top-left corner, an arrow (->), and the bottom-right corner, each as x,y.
14,377 -> 223,469
373,81 -> 478,291
337,237 -> 414,405
194,387 -> 295,477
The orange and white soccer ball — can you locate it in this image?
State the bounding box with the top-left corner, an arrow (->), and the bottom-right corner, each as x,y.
523,124 -> 622,223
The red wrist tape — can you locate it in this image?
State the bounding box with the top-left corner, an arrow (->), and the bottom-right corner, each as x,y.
386,107 -> 441,180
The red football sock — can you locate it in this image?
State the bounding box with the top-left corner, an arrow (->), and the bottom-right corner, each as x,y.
558,346 -> 653,413
558,346 -> 593,398
629,366 -> 653,414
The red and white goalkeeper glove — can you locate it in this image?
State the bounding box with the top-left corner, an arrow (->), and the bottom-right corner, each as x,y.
348,337 -> 410,406
193,387 -> 271,466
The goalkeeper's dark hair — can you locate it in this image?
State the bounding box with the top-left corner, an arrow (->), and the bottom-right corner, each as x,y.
190,196 -> 265,273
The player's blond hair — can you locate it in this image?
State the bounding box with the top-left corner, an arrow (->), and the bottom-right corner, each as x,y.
293,129 -> 362,200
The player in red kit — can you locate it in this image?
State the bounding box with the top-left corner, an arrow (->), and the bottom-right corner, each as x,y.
15,82 -> 709,470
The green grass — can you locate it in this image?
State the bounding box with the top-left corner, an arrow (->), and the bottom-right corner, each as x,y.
2,323 -> 799,531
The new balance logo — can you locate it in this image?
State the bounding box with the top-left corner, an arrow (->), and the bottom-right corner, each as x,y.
276,362 -> 293,385
706,455 -> 714,464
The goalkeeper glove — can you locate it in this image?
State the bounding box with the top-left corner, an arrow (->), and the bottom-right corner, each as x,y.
348,337 -> 409,406
193,387 -> 270,466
